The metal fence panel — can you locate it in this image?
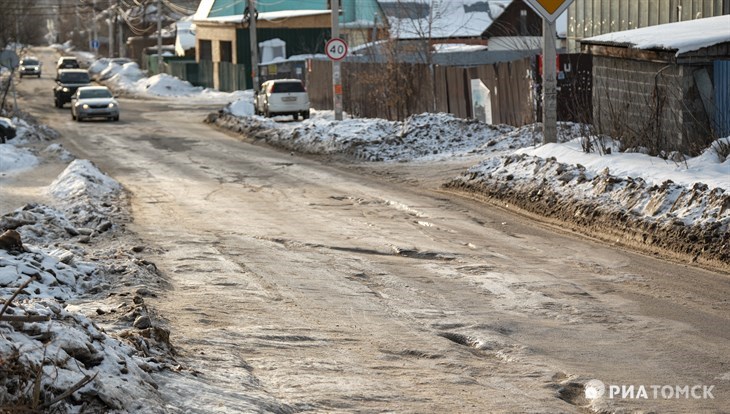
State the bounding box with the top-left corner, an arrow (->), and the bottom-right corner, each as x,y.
198,60 -> 214,89
217,62 -> 247,92
714,60 -> 730,138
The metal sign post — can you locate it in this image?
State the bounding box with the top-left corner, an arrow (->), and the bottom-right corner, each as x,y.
330,0 -> 343,121
524,0 -> 574,144
542,19 -> 557,144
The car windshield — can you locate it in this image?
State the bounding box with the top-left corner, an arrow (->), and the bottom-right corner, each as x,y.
271,82 -> 305,93
59,72 -> 89,83
79,89 -> 112,99
22,59 -> 39,65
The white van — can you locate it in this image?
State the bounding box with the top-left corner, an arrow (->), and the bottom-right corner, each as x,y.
254,79 -> 310,121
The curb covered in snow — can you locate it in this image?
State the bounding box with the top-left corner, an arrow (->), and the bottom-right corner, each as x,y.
444,153 -> 729,269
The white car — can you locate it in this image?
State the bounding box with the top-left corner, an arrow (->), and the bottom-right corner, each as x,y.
19,57 -> 41,78
254,79 -> 310,120
71,86 -> 120,122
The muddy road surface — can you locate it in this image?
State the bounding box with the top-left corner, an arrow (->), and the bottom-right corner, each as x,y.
8,48 -> 730,413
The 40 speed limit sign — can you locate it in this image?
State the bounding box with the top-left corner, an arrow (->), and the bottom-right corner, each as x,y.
325,38 -> 348,61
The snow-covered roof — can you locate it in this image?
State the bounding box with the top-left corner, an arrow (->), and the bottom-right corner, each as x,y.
194,8 -> 330,24
378,0 -> 511,40
582,15 -> 730,56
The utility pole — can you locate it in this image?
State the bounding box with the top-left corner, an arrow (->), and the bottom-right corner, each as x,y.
248,0 -> 259,93
92,0 -> 98,54
157,0 -> 163,72
542,18 -> 557,144
117,0 -> 124,57
109,0 -> 114,57
331,0 -> 342,120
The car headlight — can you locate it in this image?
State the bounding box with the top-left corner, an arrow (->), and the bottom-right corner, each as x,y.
62,87 -> 69,92
107,103 -> 116,108
20,66 -> 26,70
82,104 -> 89,109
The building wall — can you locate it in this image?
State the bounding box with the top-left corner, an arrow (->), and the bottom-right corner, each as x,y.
195,23 -> 238,89
567,0 -> 729,52
592,56 -> 714,154
236,27 -> 331,89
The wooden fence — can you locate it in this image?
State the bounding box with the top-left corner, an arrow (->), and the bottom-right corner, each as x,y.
307,58 -> 535,126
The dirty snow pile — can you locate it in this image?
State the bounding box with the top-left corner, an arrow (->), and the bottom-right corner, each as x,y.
89,58 -> 247,103
1,119 -> 172,412
210,108 -> 542,161
451,135 -> 730,265
0,114 -> 63,174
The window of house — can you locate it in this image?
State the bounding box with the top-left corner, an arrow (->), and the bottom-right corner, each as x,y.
199,40 -> 212,61
220,41 -> 232,63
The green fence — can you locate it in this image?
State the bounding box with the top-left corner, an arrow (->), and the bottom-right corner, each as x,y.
167,60 -> 204,88
218,62 -> 247,92
197,60 -> 214,89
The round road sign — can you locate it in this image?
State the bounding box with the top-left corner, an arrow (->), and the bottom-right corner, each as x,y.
325,38 -> 348,61
0,50 -> 19,69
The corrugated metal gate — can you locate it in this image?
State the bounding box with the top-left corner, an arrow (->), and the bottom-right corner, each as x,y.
218,62 -> 248,92
197,60 -> 214,89
714,60 -> 730,138
167,60 -> 204,87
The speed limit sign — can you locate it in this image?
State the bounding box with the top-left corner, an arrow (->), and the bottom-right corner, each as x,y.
325,38 -> 348,61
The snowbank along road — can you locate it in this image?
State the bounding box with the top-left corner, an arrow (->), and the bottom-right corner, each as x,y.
5,48 -> 730,413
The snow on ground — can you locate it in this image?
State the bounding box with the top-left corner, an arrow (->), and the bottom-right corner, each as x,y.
1,116 -> 62,173
96,61 -> 247,103
1,116 -> 171,412
0,143 -> 38,173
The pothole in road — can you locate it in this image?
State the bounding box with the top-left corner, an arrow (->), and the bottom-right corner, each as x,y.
438,332 -> 481,348
437,329 -> 525,362
380,348 -> 444,360
258,236 -> 458,261
391,246 -> 457,261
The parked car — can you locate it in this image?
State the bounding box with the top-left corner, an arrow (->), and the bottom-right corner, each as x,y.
18,57 -> 41,78
0,117 -> 16,143
54,69 -> 91,108
56,56 -> 80,70
254,79 -> 310,120
71,86 -> 120,122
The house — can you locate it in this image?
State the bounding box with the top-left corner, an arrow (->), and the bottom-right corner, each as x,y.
567,0 -> 729,52
365,0 -> 566,65
192,0 -> 384,90
581,15 -> 730,155
376,0 -> 508,59
482,0 -> 567,51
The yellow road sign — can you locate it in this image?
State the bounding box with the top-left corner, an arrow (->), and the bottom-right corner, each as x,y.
524,0 -> 574,22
